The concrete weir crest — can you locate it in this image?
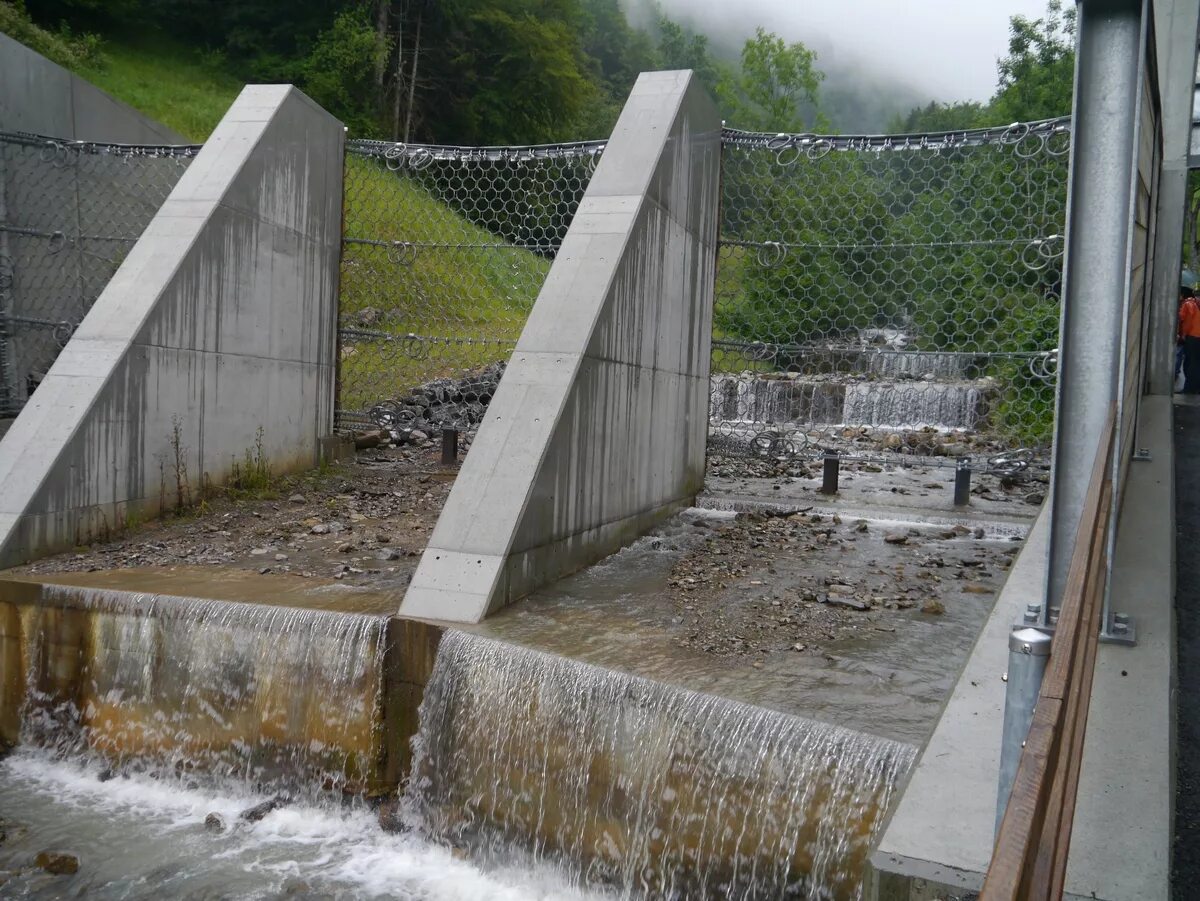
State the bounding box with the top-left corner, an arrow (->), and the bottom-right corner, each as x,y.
401,71 -> 721,623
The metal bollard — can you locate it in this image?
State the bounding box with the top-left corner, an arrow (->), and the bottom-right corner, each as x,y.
995,626 -> 1052,836
954,460 -> 972,507
820,451 -> 839,495
441,428 -> 459,465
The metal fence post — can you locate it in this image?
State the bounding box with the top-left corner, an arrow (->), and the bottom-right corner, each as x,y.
954,460 -> 972,507
996,626 -> 1053,835
1044,0 -> 1143,623
441,428 -> 459,465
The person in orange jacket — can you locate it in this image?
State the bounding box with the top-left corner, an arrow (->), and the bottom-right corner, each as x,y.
1180,286 -> 1200,392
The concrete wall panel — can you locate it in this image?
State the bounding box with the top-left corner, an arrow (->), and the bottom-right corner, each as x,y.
401,71 -> 720,623
0,32 -> 183,143
0,85 -> 342,566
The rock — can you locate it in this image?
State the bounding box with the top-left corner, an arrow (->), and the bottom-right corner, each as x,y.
823,595 -> 871,611
289,494 -> 306,504
973,527 -> 986,539
35,850 -> 80,875
963,584 -> 992,594
1024,492 -> 1046,506
411,430 -> 429,442
883,434 -> 903,450
921,600 -> 946,615
338,543 -> 355,554
354,430 -> 386,450
249,548 -> 269,556
204,813 -> 226,833
274,553 -> 289,562
328,521 -> 347,534
239,794 -> 290,823
377,799 -> 408,833
377,547 -> 402,561
283,878 -> 313,896
884,532 -> 908,545
310,524 -> 330,535
792,643 -> 806,652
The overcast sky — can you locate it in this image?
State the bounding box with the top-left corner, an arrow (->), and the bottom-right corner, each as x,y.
644,0 -> 1055,102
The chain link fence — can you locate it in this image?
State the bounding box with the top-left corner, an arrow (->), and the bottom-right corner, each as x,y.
0,132 -> 198,419
337,139 -> 605,434
712,118 -> 1069,468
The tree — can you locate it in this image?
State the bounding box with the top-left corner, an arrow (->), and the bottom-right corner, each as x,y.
301,7 -> 388,137
988,0 -> 1075,123
719,28 -> 825,133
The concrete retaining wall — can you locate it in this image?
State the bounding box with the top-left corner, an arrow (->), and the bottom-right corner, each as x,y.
0,32 -> 183,143
401,70 -> 721,623
0,85 -> 342,567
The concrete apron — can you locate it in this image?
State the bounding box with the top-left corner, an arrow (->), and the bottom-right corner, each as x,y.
867,394 -> 1173,901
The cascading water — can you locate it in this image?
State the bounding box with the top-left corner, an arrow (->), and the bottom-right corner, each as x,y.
403,630 -> 916,900
842,382 -> 985,430
11,585 -> 387,799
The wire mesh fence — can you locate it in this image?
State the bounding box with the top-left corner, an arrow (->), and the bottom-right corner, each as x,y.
712,118 -> 1069,468
337,139 -> 605,434
0,132 -> 197,418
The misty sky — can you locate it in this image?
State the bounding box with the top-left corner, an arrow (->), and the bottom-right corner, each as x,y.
647,0 -> 1055,103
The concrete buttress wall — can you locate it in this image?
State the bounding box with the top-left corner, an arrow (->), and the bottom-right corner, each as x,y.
0,32 -> 184,143
401,71 -> 720,623
0,85 -> 342,567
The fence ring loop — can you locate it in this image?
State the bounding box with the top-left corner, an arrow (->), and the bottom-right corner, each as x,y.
39,141 -> 64,165
1038,234 -> 1063,262
47,231 -> 67,254
409,147 -> 435,171
52,321 -> 76,348
1021,239 -> 1052,271
587,149 -> 603,173
775,143 -> 804,167
402,333 -> 430,360
1046,128 -> 1071,157
387,241 -> 417,265
806,139 -> 834,160
766,133 -> 792,151
988,448 -> 1033,476
1029,349 -> 1059,381
1013,130 -> 1047,160
384,145 -> 405,171
1000,122 -> 1030,145
756,241 -> 786,268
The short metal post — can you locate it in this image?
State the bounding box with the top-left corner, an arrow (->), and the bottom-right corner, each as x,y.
996,626 -> 1053,836
441,428 -> 459,465
820,451 -> 839,495
953,460 -> 972,507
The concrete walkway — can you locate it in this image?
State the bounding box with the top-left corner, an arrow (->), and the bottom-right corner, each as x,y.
1174,398 -> 1200,897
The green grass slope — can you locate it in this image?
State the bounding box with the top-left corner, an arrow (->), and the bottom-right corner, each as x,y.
78,36 -> 242,142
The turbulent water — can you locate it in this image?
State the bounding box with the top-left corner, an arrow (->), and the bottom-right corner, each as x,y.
403,631 -> 917,900
0,748 -> 605,900
15,586 -> 386,799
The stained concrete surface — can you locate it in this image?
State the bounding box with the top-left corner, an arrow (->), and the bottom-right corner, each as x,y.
1174,398 -> 1200,898
402,70 -> 722,623
0,85 -> 343,568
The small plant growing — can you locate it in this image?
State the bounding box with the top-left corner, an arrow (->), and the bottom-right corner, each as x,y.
228,427 -> 275,498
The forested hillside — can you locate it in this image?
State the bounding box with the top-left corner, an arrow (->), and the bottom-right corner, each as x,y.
4,0 -> 1074,145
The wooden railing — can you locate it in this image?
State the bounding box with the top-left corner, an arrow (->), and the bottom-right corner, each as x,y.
980,410 -> 1115,901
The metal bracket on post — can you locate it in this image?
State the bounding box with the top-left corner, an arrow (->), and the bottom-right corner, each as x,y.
1099,611 -> 1137,645
1013,602 -> 1059,633
1132,448 -> 1153,462
996,626 -> 1053,836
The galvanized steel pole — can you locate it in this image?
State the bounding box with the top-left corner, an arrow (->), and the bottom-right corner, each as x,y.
1046,0 -> 1145,617
996,626 -> 1053,835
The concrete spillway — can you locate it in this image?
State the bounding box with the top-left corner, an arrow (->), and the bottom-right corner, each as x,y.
404,630 -> 916,899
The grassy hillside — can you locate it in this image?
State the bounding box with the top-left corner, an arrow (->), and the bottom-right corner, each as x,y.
78,35 -> 242,141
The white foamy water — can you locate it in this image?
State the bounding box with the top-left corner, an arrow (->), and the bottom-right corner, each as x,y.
0,749 -> 610,900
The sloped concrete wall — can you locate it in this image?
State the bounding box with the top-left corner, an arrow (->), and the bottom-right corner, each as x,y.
401,71 -> 720,623
0,85 -> 342,567
0,32 -> 184,143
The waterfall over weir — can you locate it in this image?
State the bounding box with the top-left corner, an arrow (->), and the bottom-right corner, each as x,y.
4,585 -> 388,799
404,631 -> 917,900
